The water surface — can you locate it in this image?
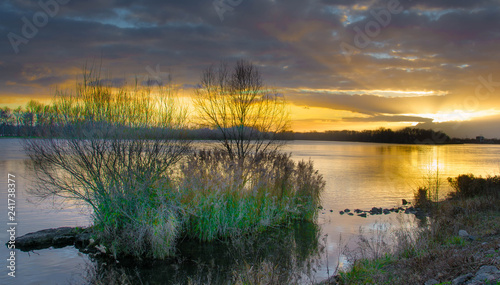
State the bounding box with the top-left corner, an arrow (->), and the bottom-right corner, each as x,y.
1,139 -> 499,284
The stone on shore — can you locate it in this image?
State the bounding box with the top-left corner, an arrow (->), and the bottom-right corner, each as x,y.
458,230 -> 469,238
12,227 -> 92,251
451,273 -> 473,285
424,279 -> 439,285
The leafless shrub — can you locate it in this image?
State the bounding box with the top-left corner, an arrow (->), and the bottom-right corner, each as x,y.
194,60 -> 290,160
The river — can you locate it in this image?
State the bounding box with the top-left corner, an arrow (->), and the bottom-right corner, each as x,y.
1,139 -> 499,284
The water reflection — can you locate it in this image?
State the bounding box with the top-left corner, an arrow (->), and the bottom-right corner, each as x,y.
83,221 -> 323,284
2,139 -> 500,284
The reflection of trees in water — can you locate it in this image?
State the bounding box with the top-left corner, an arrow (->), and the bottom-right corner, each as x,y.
83,221 -> 323,284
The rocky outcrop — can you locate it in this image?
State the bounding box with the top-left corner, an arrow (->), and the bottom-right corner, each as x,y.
336,204 -> 427,218
11,227 -> 93,252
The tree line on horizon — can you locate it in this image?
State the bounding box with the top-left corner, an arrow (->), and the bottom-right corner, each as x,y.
0,102 -> 456,144
293,128 -> 453,144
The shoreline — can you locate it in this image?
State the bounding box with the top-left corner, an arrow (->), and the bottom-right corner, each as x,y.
322,188 -> 500,285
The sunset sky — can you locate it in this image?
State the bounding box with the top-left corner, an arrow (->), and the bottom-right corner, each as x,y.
1,0 -> 500,138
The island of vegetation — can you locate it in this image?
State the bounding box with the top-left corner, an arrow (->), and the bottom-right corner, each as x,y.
15,61 -> 325,260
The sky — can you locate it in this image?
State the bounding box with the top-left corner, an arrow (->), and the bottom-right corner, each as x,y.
1,0 -> 500,138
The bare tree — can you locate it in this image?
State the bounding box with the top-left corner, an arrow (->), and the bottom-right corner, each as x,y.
194,60 -> 290,159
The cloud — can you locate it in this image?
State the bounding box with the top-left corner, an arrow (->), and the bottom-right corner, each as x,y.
1,0 -> 500,137
416,113 -> 500,138
343,115 -> 433,123
289,92 -> 453,116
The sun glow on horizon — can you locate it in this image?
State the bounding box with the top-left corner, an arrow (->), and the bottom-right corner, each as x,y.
405,109 -> 500,123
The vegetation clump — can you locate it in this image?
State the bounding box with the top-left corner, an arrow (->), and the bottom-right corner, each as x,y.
448,174 -> 500,198
180,150 -> 324,241
24,63 -> 325,260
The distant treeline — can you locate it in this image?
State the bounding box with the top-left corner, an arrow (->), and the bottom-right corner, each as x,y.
0,102 -> 48,137
1,102 -> 498,144
292,128 -> 453,144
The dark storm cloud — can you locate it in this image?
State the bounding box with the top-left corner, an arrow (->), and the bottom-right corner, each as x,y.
288,92 -> 451,116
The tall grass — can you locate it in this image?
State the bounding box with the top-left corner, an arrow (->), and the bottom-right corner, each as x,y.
179,150 -> 325,242
414,170 -> 442,209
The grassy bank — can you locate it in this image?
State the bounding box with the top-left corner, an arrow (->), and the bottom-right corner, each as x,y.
328,174 -> 500,285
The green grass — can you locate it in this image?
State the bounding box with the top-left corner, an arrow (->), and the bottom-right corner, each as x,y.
337,254 -> 394,284
443,236 -> 469,247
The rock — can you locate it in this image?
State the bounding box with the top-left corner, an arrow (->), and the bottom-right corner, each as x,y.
424,278 -> 439,285
348,213 -> 354,216
404,207 -> 416,214
471,273 -> 495,283
330,210 -> 333,212
52,235 -> 75,246
458,230 -> 469,238
354,209 -> 362,213
402,199 -> 408,205
451,273 -> 473,285
12,227 -> 91,251
358,213 -> 367,218
75,232 -> 92,248
476,265 -> 499,275
485,249 -> 496,255
370,207 -> 383,215
15,227 -> 76,250
339,211 -> 344,215
344,209 -> 351,213
383,209 -> 390,215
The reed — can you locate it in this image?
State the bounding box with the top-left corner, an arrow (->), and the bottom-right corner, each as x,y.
178,150 -> 325,242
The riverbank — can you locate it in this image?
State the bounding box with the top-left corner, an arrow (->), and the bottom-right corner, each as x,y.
324,175 -> 500,285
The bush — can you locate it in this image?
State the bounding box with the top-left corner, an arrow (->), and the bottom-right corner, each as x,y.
447,174 -> 500,198
414,187 -> 432,209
